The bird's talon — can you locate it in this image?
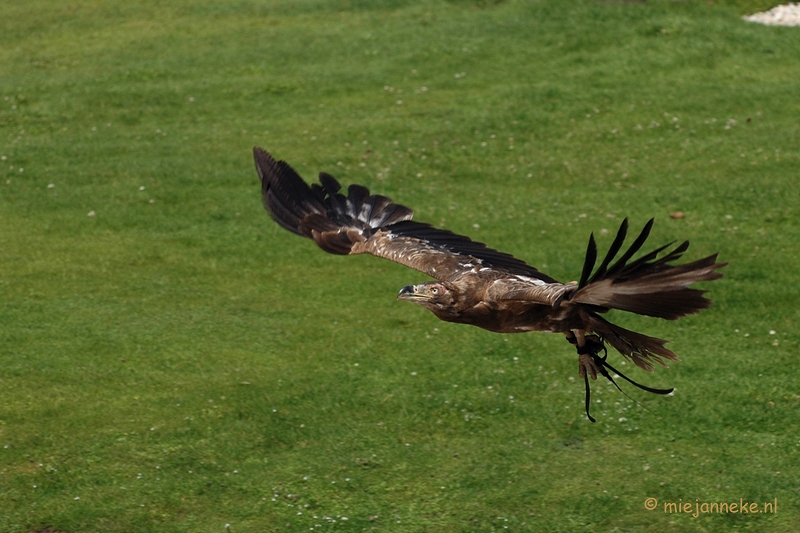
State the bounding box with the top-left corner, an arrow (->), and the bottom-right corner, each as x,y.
579,353 -> 599,380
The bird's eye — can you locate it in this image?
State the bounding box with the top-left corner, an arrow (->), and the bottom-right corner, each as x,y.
431,287 -> 439,295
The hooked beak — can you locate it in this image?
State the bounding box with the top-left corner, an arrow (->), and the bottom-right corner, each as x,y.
397,284 -> 428,302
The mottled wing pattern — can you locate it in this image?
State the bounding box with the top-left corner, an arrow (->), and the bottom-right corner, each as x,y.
256,147 -> 557,283
354,221 -> 558,283
485,278 -> 571,306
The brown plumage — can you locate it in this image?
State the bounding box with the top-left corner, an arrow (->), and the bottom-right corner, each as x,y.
255,147 -> 726,421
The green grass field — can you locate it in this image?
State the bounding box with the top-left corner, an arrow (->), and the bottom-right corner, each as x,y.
2,0 -> 799,531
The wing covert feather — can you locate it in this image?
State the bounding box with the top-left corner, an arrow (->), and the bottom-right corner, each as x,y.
351,221 -> 557,283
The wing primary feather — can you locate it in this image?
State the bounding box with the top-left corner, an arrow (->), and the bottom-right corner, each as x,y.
366,196 -> 395,226
579,233 -> 597,288
589,218 -> 629,283
606,218 -> 654,276
347,184 -> 369,219
318,172 -> 341,195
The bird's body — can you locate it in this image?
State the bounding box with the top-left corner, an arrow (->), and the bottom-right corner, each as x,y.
254,146 -> 726,420
398,273 -> 577,333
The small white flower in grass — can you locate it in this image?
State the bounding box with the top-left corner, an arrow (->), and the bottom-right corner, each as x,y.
149,199 -> 154,203
19,167 -> 23,172
189,96 -> 195,102
416,173 -> 422,177
48,183 -> 54,189
87,211 -> 96,217
769,330 -> 776,335
74,496 -> 80,500
359,162 -> 366,167
396,100 -> 403,105
410,371 -> 417,376
139,186 -> 145,191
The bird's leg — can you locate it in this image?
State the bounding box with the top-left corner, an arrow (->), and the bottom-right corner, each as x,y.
566,330 -> 608,423
565,330 -> 604,380
565,331 -> 674,423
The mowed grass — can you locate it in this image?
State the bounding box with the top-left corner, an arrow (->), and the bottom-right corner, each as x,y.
1,0 -> 799,531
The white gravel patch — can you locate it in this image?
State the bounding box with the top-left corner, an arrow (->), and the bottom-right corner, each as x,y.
743,3 -> 800,26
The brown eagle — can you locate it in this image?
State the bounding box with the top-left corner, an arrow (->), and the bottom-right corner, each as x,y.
255,147 -> 726,421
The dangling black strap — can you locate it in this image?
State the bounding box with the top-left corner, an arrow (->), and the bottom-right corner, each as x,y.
584,372 -> 596,423
600,358 -> 674,395
575,335 -> 673,422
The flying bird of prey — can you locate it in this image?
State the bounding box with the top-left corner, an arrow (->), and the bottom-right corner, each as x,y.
254,147 -> 726,421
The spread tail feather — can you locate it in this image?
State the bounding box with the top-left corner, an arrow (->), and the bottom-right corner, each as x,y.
582,310 -> 679,372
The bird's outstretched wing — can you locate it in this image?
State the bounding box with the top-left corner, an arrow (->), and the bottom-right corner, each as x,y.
255,147 -> 557,283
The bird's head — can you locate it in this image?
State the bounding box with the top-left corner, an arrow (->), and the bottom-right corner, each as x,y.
396,282 -> 456,312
